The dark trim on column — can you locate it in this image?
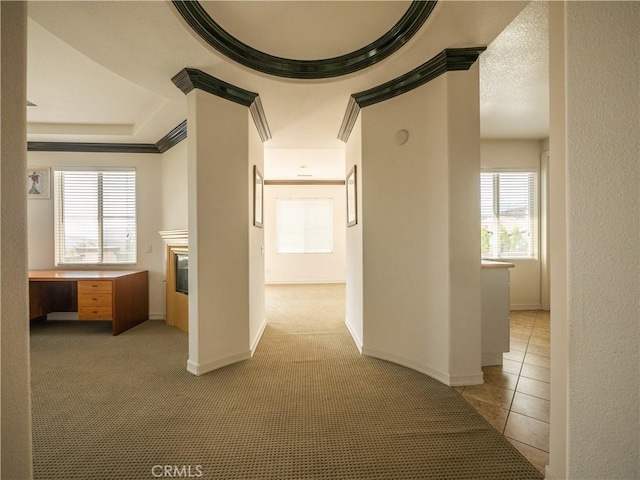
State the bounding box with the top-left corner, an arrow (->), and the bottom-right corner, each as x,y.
156,120 -> 187,153
172,0 -> 436,80
172,68 -> 258,107
249,96 -> 272,143
27,120 -> 188,154
172,68 -> 272,143
338,47 -> 486,142
265,180 -> 345,186
352,47 -> 486,108
337,97 -> 361,143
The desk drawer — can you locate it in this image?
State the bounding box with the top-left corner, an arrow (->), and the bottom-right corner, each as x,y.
78,280 -> 112,294
79,306 -> 113,320
78,293 -> 112,308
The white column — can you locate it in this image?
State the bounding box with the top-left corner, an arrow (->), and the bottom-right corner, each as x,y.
359,65 -> 482,386
1,2 -> 33,478
186,89 -> 252,375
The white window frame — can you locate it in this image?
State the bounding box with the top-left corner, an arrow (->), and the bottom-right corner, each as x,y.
275,198 -> 334,254
54,167 -> 137,266
481,168 -> 538,260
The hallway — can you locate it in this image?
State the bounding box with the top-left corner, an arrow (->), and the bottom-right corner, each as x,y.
266,284 -> 546,476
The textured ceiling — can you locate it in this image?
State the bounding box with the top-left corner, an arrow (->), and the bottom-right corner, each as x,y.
25,1 -> 545,152
480,1 -> 549,139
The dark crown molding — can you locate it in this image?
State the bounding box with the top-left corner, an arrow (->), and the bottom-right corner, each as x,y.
338,47 -> 486,142
156,120 -> 187,153
172,0 -> 436,80
172,68 -> 258,107
172,68 -> 271,142
337,97 -> 361,143
27,142 -> 160,154
27,120 -> 187,154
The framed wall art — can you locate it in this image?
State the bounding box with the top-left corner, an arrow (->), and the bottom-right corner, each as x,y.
27,167 -> 51,199
346,165 -> 357,227
253,165 -> 264,228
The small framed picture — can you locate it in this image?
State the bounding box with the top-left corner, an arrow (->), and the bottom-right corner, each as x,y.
27,167 -> 50,199
346,165 -> 357,227
253,165 -> 264,228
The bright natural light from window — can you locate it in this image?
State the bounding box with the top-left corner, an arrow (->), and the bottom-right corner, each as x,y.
54,169 -> 137,265
481,171 -> 537,259
276,198 -> 333,254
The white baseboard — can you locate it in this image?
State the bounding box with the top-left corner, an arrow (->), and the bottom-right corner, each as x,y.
250,318 -> 267,356
482,353 -> 503,366
149,313 -> 165,321
448,371 -> 484,386
186,351 -> 251,376
265,280 -> 346,285
544,465 -> 556,480
362,347 -> 483,387
510,303 -> 543,311
344,317 -> 363,353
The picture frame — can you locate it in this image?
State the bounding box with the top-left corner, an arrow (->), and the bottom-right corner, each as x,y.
346,165 -> 357,227
253,165 -> 264,228
27,167 -> 51,199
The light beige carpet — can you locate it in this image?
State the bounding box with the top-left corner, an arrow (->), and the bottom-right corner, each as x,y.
30,284 -> 542,479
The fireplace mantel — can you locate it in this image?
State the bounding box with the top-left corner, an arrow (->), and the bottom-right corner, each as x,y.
159,229 -> 188,245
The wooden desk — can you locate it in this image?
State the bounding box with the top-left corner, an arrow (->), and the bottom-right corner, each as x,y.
29,270 -> 149,335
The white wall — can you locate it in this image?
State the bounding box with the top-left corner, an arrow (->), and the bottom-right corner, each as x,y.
264,184 -> 346,284
548,4 -> 567,476
481,139 -> 542,310
562,3 -> 639,478
161,140 -> 188,231
1,3 -> 33,477
549,3 -> 640,479
345,116 -> 363,350
359,65 -> 482,386
26,151 -> 166,319
248,118 -> 266,353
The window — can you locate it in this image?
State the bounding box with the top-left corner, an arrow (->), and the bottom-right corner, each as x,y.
54,169 -> 136,265
276,198 -> 333,254
481,171 -> 537,259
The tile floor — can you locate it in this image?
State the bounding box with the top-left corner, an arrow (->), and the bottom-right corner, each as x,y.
456,310 -> 550,474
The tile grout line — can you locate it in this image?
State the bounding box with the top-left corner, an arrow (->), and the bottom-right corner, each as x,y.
501,312 -> 528,434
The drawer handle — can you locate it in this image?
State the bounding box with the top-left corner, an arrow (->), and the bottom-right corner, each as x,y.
92,311 -> 98,314
92,298 -> 98,301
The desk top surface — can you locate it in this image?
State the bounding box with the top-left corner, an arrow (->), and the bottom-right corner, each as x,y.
29,270 -> 147,281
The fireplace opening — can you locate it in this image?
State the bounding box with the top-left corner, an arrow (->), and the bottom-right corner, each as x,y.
175,254 -> 188,295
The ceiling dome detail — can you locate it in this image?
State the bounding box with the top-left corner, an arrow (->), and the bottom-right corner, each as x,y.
172,0 -> 437,79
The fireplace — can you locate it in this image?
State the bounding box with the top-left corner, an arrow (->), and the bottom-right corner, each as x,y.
159,230 -> 189,332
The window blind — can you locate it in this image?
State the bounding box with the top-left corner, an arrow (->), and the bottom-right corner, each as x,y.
54,169 -> 136,265
276,198 -> 333,254
481,171 -> 537,259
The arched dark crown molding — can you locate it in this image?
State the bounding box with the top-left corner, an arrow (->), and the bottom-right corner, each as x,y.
172,0 -> 437,80
338,47 -> 486,142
